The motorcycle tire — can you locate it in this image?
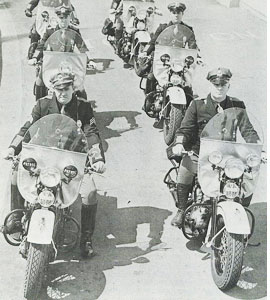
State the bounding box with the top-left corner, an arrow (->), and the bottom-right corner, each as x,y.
163,104 -> 184,146
211,215 -> 244,290
24,243 -> 50,299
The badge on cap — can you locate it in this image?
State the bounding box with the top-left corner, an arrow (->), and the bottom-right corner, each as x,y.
217,69 -> 222,77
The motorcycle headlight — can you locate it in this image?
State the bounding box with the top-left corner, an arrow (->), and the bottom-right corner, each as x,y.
170,74 -> 182,86
136,21 -> 146,30
40,167 -> 61,188
246,153 -> 261,168
224,158 -> 245,179
223,181 -> 240,199
208,151 -> 223,165
171,64 -> 183,73
38,190 -> 55,207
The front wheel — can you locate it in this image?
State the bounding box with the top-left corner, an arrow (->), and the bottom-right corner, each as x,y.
24,243 -> 50,299
211,216 -> 244,290
163,104 -> 184,145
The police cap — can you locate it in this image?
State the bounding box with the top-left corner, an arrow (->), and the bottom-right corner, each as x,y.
55,5 -> 72,16
207,67 -> 232,85
168,2 -> 186,13
50,72 -> 75,89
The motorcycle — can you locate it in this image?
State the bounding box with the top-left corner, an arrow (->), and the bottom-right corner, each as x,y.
164,107 -> 265,290
27,0 -> 79,59
32,28 -> 88,100
117,0 -> 157,64
143,23 -> 198,145
1,114 -> 92,299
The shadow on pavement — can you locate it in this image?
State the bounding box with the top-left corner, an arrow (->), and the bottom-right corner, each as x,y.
40,193 -> 172,299
86,58 -> 115,75
91,104 -> 141,152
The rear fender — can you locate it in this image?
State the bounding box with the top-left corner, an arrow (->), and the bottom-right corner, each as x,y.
167,86 -> 186,105
27,209 -> 55,244
217,201 -> 250,235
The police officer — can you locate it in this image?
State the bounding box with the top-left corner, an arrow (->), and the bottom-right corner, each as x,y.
3,72 -> 105,258
169,67 -> 260,227
142,2 -> 200,104
25,0 -> 79,59
30,4 -> 93,100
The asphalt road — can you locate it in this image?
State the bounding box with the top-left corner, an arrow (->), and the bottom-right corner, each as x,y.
0,0 -> 267,299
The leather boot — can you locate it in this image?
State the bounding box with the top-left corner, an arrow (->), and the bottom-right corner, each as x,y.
171,183 -> 191,227
80,204 -> 97,258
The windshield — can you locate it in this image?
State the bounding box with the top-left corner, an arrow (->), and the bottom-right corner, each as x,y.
44,29 -> 88,53
198,108 -> 263,198
40,0 -> 70,7
122,0 -> 155,26
22,114 -> 89,153
201,107 -> 263,144
153,24 -> 197,86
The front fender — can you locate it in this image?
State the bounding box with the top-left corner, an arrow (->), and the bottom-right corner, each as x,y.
134,30 -> 151,43
27,209 -> 55,244
167,86 -> 186,105
217,201 -> 250,234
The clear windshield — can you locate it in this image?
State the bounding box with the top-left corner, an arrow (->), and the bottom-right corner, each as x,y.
22,114 -> 89,153
153,25 -> 197,87
201,107 -> 263,144
199,108 -> 264,198
122,0 -> 155,28
40,0 -> 71,7
44,29 -> 88,53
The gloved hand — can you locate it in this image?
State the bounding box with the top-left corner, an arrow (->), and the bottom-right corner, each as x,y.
2,148 -> 15,160
25,8 -> 32,17
172,144 -> 184,156
91,161 -> 106,174
28,58 -> 37,65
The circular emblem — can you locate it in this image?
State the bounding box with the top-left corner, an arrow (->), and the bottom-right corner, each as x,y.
22,158 -> 37,171
63,165 -> 78,179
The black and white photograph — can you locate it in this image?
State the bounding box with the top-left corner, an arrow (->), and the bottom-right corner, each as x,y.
0,0 -> 267,299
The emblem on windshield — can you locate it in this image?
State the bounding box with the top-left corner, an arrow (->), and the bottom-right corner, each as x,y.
63,165 -> 78,179
22,158 -> 37,171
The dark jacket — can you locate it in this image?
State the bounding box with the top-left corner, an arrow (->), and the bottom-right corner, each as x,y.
174,94 -> 260,153
9,93 -> 105,162
146,21 -> 195,55
36,25 -> 88,61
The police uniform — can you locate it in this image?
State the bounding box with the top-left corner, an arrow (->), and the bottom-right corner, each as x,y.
170,67 -> 259,227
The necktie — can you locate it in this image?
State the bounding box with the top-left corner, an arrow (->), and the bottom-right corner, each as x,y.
216,103 -> 224,113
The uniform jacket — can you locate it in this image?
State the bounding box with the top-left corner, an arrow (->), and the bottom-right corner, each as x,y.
36,25 -> 88,60
10,93 -> 105,162
146,21 -> 195,55
174,94 -> 260,153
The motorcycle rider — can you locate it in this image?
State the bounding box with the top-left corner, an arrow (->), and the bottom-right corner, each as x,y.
3,71 -> 105,258
25,0 -> 79,59
141,2 -> 201,109
30,4 -> 94,100
168,67 -> 261,227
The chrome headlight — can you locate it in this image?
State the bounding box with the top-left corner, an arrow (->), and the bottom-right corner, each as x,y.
223,181 -> 240,199
136,21 -> 146,30
40,167 -> 61,187
224,158 -> 245,179
38,190 -> 55,207
170,74 -> 182,86
246,153 -> 261,168
171,64 -> 183,73
208,151 -> 223,165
